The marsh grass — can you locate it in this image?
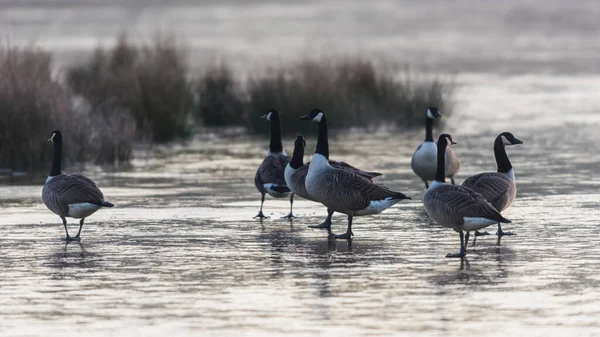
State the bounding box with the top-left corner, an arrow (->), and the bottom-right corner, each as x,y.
66,34 -> 193,143
201,60 -> 453,135
0,45 -> 136,172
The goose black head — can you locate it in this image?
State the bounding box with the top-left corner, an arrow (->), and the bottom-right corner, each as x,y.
48,130 -> 62,144
261,109 -> 280,121
426,107 -> 442,119
294,134 -> 307,149
437,133 -> 457,146
498,132 -> 523,146
299,108 -> 324,122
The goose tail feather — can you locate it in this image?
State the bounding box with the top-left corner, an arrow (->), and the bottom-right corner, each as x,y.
102,201 -> 115,207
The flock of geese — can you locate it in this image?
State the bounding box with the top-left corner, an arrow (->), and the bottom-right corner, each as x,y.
40,106 -> 522,258
252,107 -> 522,258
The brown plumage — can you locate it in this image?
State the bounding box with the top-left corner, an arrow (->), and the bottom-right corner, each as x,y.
462,172 -> 515,212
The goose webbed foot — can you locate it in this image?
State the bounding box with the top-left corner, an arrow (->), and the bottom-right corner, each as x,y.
330,231 -> 353,239
496,223 -> 514,236
446,251 -> 466,258
253,212 -> 269,219
281,212 -> 295,219
474,230 -> 489,236
61,235 -> 80,242
446,230 -> 466,258
308,219 -> 331,229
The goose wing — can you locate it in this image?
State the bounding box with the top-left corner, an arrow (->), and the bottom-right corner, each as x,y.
462,172 -> 513,210
319,168 -> 402,211
426,184 -> 508,225
255,155 -> 290,189
330,160 -> 381,180
44,174 -> 105,207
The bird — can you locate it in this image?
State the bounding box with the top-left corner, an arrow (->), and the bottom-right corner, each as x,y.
284,134 -> 382,229
462,132 -> 523,237
423,133 -> 511,258
411,107 -> 460,188
300,109 -> 410,239
254,109 -> 293,219
42,130 -> 114,242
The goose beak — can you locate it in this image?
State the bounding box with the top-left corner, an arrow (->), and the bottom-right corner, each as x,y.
260,114 -> 267,119
299,114 -> 311,120
47,138 -> 52,142
513,138 -> 523,145
451,140 -> 457,145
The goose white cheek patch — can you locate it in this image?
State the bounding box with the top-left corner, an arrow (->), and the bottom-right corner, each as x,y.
501,135 -> 511,145
266,112 -> 272,120
313,112 -> 323,122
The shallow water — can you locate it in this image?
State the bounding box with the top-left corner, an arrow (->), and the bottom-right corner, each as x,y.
2,75 -> 600,336
3,1 -> 600,336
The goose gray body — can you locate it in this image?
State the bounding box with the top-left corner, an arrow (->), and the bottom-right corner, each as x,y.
424,181 -> 508,231
423,134 -> 510,258
462,171 -> 515,212
300,109 -> 409,238
461,132 -> 522,236
306,155 -> 405,216
285,160 -> 380,202
254,152 -> 291,198
43,130 -> 114,242
43,174 -> 112,218
411,107 -> 460,187
253,109 -> 293,219
411,144 -> 460,183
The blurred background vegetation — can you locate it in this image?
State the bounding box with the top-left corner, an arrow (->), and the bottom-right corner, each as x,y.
0,35 -> 453,172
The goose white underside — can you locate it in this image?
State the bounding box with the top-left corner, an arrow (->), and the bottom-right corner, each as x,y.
411,142 -> 438,180
67,202 -> 102,218
263,184 -> 289,198
462,217 -> 498,231
354,198 -> 402,216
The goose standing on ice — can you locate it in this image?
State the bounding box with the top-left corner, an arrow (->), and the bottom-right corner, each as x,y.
254,109 -> 293,219
411,107 -> 460,188
462,132 -> 523,237
42,130 -> 114,242
284,134 -> 382,229
423,134 -> 510,258
300,109 -> 410,238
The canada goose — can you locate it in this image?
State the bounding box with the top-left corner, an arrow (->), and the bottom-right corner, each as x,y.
254,109 -> 293,219
42,130 -> 114,242
284,134 -> 382,229
411,107 -> 460,188
462,132 -> 523,237
300,109 -> 410,239
423,134 -> 510,258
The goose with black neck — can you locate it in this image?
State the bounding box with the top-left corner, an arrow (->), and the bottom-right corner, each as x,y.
462,132 -> 523,237
300,109 -> 410,239
423,134 -> 511,258
42,130 -> 114,242
411,107 -> 460,188
253,109 -> 293,219
285,134 -> 382,229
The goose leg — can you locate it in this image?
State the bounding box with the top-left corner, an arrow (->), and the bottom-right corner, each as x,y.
496,223 -> 515,236
308,208 -> 334,229
446,230 -> 466,258
254,193 -> 269,219
464,231 -> 470,249
60,217 -> 74,242
450,176 -> 456,185
331,215 -> 353,239
424,181 -> 429,189
73,218 -> 84,241
282,193 -> 295,219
